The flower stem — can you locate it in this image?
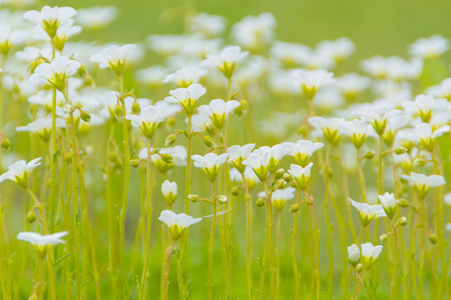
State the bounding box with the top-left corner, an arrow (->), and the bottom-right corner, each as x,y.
207,180 -> 217,300
119,73 -> 131,298
291,189 -> 301,300
242,173 -> 253,298
389,220 -> 398,300
139,138 -> 153,300
163,239 -> 176,300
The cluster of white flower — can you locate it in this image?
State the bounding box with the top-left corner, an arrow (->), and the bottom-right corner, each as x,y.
0,3 -> 450,300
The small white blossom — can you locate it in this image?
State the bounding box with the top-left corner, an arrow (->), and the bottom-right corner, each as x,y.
378,192 -> 397,219
30,56 -> 81,91
204,45 -> 249,78
272,187 -> 296,211
165,83 -> 207,115
198,99 -> 240,129
158,210 -> 201,240
288,163 -> 313,191
348,244 -> 360,267
192,153 -> 229,181
291,69 -> 334,99
0,157 -> 42,188
161,180 -> 177,206
90,44 -> 136,75
361,243 -> 383,269
401,172 -> 445,199
349,198 -> 387,226
409,35 -> 449,58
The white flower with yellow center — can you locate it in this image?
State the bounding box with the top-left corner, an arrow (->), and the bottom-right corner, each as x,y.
290,69 -> 334,99
125,105 -> 167,139
349,198 -> 386,227
401,172 -> 445,199
288,163 -> 313,191
347,244 -> 360,267
243,151 -> 271,182
90,44 -> 136,75
361,243 -> 383,270
341,119 -> 377,149
158,210 -> 202,241
283,140 -> 324,167
227,144 -> 256,173
163,65 -> 208,88
165,83 -> 207,116
192,153 -> 229,181
409,35 -> 449,58
161,180 -> 177,207
272,187 -> 296,211
0,158 -> 42,189
204,45 -> 249,78
23,6 -> 76,39
378,192 -> 397,219
30,56 -> 81,91
198,99 -> 240,129
414,123 -> 450,152
17,231 -> 68,259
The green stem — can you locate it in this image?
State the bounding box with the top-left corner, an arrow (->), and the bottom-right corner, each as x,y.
207,180 -> 217,300
389,220 -> 398,300
291,190 -> 301,300
275,211 -> 282,300
119,73 -> 131,298
139,138 -> 153,300
163,239 -> 176,300
242,173 -> 253,298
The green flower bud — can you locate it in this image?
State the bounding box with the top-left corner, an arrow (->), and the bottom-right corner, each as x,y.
188,195 -> 199,203
256,198 -> 265,207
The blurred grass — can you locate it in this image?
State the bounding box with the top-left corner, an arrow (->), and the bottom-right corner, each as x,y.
46,0 -> 451,66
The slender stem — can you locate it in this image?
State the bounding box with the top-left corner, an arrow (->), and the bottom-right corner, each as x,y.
323,143 -> 333,298
0,204 -> 9,300
139,138 -> 153,300
389,220 -> 398,300
207,180 -> 217,300
374,135 -> 384,244
275,211 -> 282,300
49,87 -> 57,232
163,240 -> 176,300
309,194 -> 321,300
356,148 -> 367,203
242,172 -> 253,298
119,73 -> 131,298
263,181 -> 275,299
354,269 -> 368,299
291,189 -> 301,299
177,113 -> 193,299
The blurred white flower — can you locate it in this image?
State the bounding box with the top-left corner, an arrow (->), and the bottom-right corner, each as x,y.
190,13 -> 226,37
198,99 -> 240,129
361,243 -> 383,269
401,172 -> 445,199
272,187 -> 296,211
348,244 -> 360,267
30,56 -> 81,91
90,44 -> 136,75
0,157 -> 42,188
291,69 -> 334,99
76,6 -> 118,30
163,65 -> 208,88
204,45 -> 249,78
409,35 -> 449,58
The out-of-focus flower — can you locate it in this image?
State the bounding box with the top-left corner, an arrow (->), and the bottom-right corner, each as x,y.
361,243 -> 383,269
232,12 -> 276,52
348,244 -> 360,267
76,6 -> 118,30
409,35 -> 449,58
272,187 -> 296,211
0,158 -> 42,188
30,56 -> 81,91
198,99 -> 240,129
401,172 -> 445,199
204,45 -> 249,78
163,65 -> 208,88
90,44 -> 136,75
291,69 -> 334,99
190,13 -> 226,37
23,6 -> 76,39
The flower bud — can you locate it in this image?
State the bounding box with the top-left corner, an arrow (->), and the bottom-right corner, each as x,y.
356,263 -> 364,273
275,169 -> 285,180
160,153 -> 173,164
275,179 -> 285,190
231,187 -> 241,197
167,116 -> 176,127
132,101 -> 141,115
165,134 -> 177,147
398,217 -> 407,226
130,159 -> 140,168
283,173 -> 292,183
395,147 -> 407,155
256,198 -> 265,207
379,233 -> 388,242
188,195 -> 199,203
396,198 -> 409,208
347,244 -> 360,267
26,211 -> 36,224
115,104 -> 124,120
289,203 -> 300,213
1,137 -> 10,150
203,136 -> 214,148
79,110 -> 91,122
362,150 -> 375,160
429,233 -> 438,245
217,195 -> 228,204
205,122 -> 215,135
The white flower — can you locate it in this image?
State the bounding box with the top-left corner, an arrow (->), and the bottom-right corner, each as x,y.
347,244 -> 360,267
161,180 -> 177,206
426,78 -> 451,100
272,187 -> 296,211
231,13 -> 276,51
190,13 -> 226,37
17,231 -> 68,246
414,123 -> 450,151
341,119 -> 377,149
361,243 -> 383,269
204,45 -> 249,78
316,37 -> 355,63
401,94 -> 448,123
30,56 -> 81,91
401,172 -> 445,199
163,65 -> 208,88
16,118 -> 65,142
165,83 -> 206,115
0,158 -> 42,188
135,66 -> 167,88
0,24 -> 27,55
288,163 -> 313,191
349,198 -> 387,226
198,99 -> 240,129
270,41 -> 311,68
158,210 -> 202,240
76,6 -> 118,30
336,73 -> 370,100
192,153 -> 229,181
445,193 -> 451,207
283,140 -> 324,166
242,151 -> 271,182
409,35 -> 449,58
90,44 -> 136,75
308,116 -> 345,144
359,104 -> 401,135
254,145 -> 289,173
23,6 -> 76,38
291,69 -> 334,98
377,192 -> 397,219
125,106 -> 167,139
